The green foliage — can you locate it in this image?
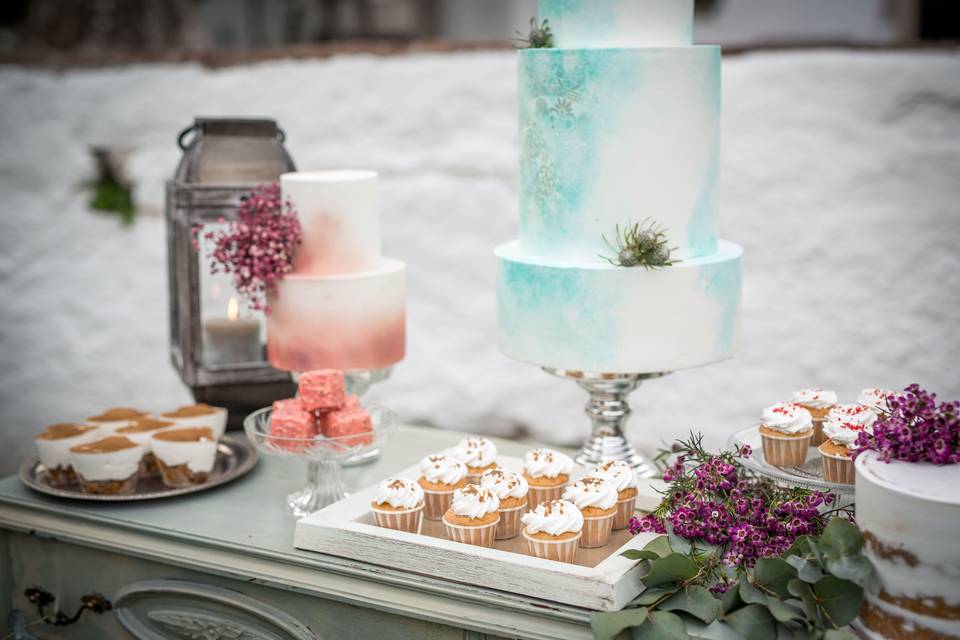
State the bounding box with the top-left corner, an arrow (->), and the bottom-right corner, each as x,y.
89,177 -> 135,225
590,520 -> 874,640
602,219 -> 678,269
513,18 -> 553,49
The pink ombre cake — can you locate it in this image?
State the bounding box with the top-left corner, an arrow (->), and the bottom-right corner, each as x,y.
267,170 -> 406,372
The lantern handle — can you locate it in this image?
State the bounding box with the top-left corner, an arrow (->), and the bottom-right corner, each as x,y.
177,124 -> 197,151
276,127 -> 286,143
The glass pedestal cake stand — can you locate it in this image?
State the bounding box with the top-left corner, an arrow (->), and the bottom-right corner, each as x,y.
544,368 -> 669,478
244,403 -> 398,517
727,426 -> 855,496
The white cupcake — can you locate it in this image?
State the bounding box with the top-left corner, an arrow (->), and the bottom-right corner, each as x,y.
450,437 -> 498,481
759,402 -> 814,467
370,477 -> 425,534
480,467 -> 529,539
521,499 -> 583,563
523,448 -> 575,506
417,454 -> 468,520
593,460 -> 639,530
562,476 -> 619,548
818,404 -> 877,484
442,484 -> 501,548
857,388 -> 895,416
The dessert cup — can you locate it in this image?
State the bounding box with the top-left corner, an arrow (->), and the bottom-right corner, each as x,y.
442,512 -> 500,548
69,436 -> 143,495
85,407 -> 149,434
522,529 -> 581,563
115,418 -> 176,477
371,502 -> 424,534
580,507 -> 617,548
525,474 -> 569,507
612,488 -> 638,530
34,423 -> 101,487
818,443 -> 854,484
810,420 -> 827,447
152,427 -> 218,488
760,426 -> 812,467
159,404 -> 228,439
494,498 -> 527,539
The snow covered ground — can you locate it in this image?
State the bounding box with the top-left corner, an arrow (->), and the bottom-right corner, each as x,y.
1,48 -> 959,477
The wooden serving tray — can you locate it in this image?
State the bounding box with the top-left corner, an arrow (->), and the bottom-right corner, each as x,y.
294,455 -> 663,611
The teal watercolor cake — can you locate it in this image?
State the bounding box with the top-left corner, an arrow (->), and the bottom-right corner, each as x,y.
496,0 -> 743,374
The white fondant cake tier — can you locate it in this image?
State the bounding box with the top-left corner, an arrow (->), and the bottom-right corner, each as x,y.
518,46 -> 721,263
267,259 -> 406,372
855,453 -> 960,639
282,170 -> 381,275
495,240 -> 742,374
539,0 -> 694,47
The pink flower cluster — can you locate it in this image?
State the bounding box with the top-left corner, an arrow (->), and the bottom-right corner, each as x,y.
194,182 -> 301,311
855,384 -> 960,465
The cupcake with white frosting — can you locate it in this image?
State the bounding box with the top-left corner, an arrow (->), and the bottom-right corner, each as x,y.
759,402 -> 814,467
69,436 -> 144,495
818,404 -> 876,484
115,417 -> 177,477
594,460 -> 639,530
417,454 -> 469,520
562,476 -> 618,548
480,467 -> 529,539
159,403 -> 228,439
34,423 -> 101,487
370,477 -> 425,533
442,484 -> 501,548
151,427 -> 218,488
857,388 -> 895,417
521,499 -> 583,563
85,407 -> 149,434
450,437 -> 498,482
792,388 -> 838,445
523,448 -> 575,506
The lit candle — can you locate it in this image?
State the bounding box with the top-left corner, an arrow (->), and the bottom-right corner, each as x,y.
203,297 -> 261,366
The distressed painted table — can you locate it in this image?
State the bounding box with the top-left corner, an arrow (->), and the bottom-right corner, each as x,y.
0,425 -> 621,640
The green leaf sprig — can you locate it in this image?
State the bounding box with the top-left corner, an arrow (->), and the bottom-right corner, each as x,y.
602,218 -> 679,269
513,18 -> 553,49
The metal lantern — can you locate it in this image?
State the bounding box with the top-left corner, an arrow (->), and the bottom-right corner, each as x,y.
166,117 -> 297,426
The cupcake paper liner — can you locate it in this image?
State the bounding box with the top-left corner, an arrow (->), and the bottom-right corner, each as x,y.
494,502 -> 527,540
527,483 -> 566,508
819,450 -> 855,484
761,431 -> 811,467
810,420 -> 827,447
421,487 -> 455,520
443,516 -> 500,548
522,529 -> 581,563
372,503 -> 425,534
580,512 -> 616,548
613,495 -> 637,530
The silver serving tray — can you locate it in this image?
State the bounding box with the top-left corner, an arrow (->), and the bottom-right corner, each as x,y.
19,433 -> 258,501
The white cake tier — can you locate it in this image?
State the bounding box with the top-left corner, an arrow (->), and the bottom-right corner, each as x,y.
518,46 -> 720,263
539,0 -> 694,47
281,170 -> 381,276
855,453 -> 960,639
266,258 -> 405,373
495,240 -> 741,374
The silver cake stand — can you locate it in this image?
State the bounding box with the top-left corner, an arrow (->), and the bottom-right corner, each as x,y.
544,367 -> 668,478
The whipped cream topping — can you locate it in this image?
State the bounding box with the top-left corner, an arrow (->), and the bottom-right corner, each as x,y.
150,432 -> 217,473
450,484 -> 500,518
761,403 -> 813,434
824,404 -> 877,447
374,477 -> 424,509
451,437 -> 498,469
521,499 -> 584,536
419,454 -> 468,486
857,388 -> 895,413
480,467 -> 529,500
524,448 -> 575,479
562,476 -> 618,511
792,388 -> 838,409
69,441 -> 143,481
593,460 -> 638,493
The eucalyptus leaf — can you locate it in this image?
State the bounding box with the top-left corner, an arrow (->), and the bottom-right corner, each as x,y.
721,584 -> 743,614
590,608 -> 649,640
813,576 -> 863,627
724,603 -> 776,640
792,628 -> 824,640
667,530 -> 693,554
788,579 -> 823,627
754,557 -> 797,599
785,535 -> 815,558
823,629 -> 859,640
622,549 -> 661,562
658,586 -> 719,624
768,598 -> 807,624
642,535 -> 674,558
632,587 -> 680,607
818,518 -> 862,559
738,576 -> 768,606
787,555 -> 823,583
641,553 -> 698,587
630,610 -> 688,640
824,555 -> 875,587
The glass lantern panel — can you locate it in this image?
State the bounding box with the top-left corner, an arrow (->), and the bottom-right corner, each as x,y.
196,220 -> 267,368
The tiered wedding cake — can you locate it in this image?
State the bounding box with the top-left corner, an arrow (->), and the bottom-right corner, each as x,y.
267,170 -> 406,372
496,0 -> 743,374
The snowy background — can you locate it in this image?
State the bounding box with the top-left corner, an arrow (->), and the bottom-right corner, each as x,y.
2,48 -> 959,477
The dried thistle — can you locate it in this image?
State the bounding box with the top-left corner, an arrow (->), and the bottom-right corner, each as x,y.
514,18 -> 553,49
602,219 -> 679,269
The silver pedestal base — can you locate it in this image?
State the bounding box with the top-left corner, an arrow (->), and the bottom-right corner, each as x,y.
544,368 -> 669,478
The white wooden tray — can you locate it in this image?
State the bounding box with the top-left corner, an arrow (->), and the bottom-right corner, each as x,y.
294,455 -> 665,611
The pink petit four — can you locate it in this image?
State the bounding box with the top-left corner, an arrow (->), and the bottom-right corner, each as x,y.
272,397 -> 305,416
298,369 -> 345,412
325,409 -> 373,447
268,410 -> 315,451
344,394 -> 361,410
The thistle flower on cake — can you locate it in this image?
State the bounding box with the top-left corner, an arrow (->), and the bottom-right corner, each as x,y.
514,17 -> 553,49
602,218 -> 679,269
854,384 -> 960,465
193,182 -> 301,311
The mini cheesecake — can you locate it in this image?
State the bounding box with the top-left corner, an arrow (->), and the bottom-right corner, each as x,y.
34,423 -> 101,487
151,427 -> 218,488
159,404 -> 227,439
85,407 -> 149,433
69,436 -> 143,495
115,417 -> 177,476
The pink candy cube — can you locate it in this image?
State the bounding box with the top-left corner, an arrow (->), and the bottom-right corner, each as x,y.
298,369 -> 345,412
324,409 -> 373,448
343,394 -> 361,411
272,397 -> 305,416
268,409 -> 315,452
